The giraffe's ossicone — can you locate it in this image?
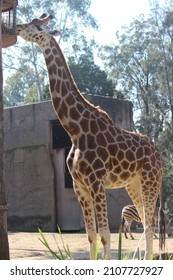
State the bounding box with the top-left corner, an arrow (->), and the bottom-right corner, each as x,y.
16,14 -> 165,260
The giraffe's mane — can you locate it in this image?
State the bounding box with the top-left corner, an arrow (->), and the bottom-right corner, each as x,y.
49,36 -> 114,124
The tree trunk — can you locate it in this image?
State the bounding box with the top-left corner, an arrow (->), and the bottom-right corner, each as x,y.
0,1 -> 10,260
171,104 -> 173,137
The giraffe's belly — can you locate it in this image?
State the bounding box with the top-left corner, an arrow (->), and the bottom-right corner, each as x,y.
104,171 -> 135,189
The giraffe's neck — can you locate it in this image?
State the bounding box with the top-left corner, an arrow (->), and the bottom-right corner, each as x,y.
42,36 -> 97,139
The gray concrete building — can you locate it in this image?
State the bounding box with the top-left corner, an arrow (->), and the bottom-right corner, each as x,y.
4,95 -> 133,232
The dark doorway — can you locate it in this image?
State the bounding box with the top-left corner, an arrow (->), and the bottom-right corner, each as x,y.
52,120 -> 82,230
52,120 -> 73,188
52,120 -> 71,149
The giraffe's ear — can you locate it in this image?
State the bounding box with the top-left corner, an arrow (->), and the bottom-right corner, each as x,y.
49,30 -> 61,36
39,14 -> 47,19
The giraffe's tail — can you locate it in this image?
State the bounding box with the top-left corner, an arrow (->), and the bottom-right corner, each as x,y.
158,206 -> 166,251
158,167 -> 166,252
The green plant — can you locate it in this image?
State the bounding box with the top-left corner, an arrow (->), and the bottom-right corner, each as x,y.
38,227 -> 72,260
118,228 -> 122,260
95,237 -> 101,260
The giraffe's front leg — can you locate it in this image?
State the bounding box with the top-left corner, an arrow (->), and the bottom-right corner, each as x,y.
144,226 -> 154,259
67,149 -> 98,259
73,181 -> 97,259
91,182 -> 111,259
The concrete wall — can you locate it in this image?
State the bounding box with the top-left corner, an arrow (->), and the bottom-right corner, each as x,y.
4,95 -> 133,232
4,102 -> 56,231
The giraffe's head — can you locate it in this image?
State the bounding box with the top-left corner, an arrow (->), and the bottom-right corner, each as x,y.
16,14 -> 59,45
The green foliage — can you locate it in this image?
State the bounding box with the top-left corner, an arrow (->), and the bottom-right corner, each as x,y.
24,85 -> 39,104
100,14 -> 167,140
38,227 -> 72,260
68,39 -> 115,97
99,3 -> 173,137
42,84 -> 51,101
3,64 -> 46,106
69,57 -> 114,97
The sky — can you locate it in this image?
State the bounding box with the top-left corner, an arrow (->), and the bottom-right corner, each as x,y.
88,0 -> 152,44
86,0 -> 155,66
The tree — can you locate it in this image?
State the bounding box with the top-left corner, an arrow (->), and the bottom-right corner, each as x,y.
100,15 -> 166,140
68,39 -> 115,97
149,1 -> 173,136
3,64 -> 45,107
99,3 -> 173,208
0,0 -> 10,260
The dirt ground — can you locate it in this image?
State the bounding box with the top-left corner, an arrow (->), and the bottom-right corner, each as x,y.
8,230 -> 173,260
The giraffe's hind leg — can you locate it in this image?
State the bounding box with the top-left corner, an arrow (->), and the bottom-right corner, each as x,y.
126,180 -> 158,259
141,182 -> 159,259
125,179 -> 145,256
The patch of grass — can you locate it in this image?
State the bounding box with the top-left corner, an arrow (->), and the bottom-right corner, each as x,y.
38,227 -> 72,260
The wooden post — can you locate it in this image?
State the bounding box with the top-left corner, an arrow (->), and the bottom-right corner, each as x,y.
0,0 -> 10,260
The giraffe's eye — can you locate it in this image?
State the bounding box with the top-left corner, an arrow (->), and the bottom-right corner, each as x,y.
36,25 -> 42,31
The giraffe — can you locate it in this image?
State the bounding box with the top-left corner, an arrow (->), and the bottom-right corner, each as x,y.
16,14 -> 165,259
